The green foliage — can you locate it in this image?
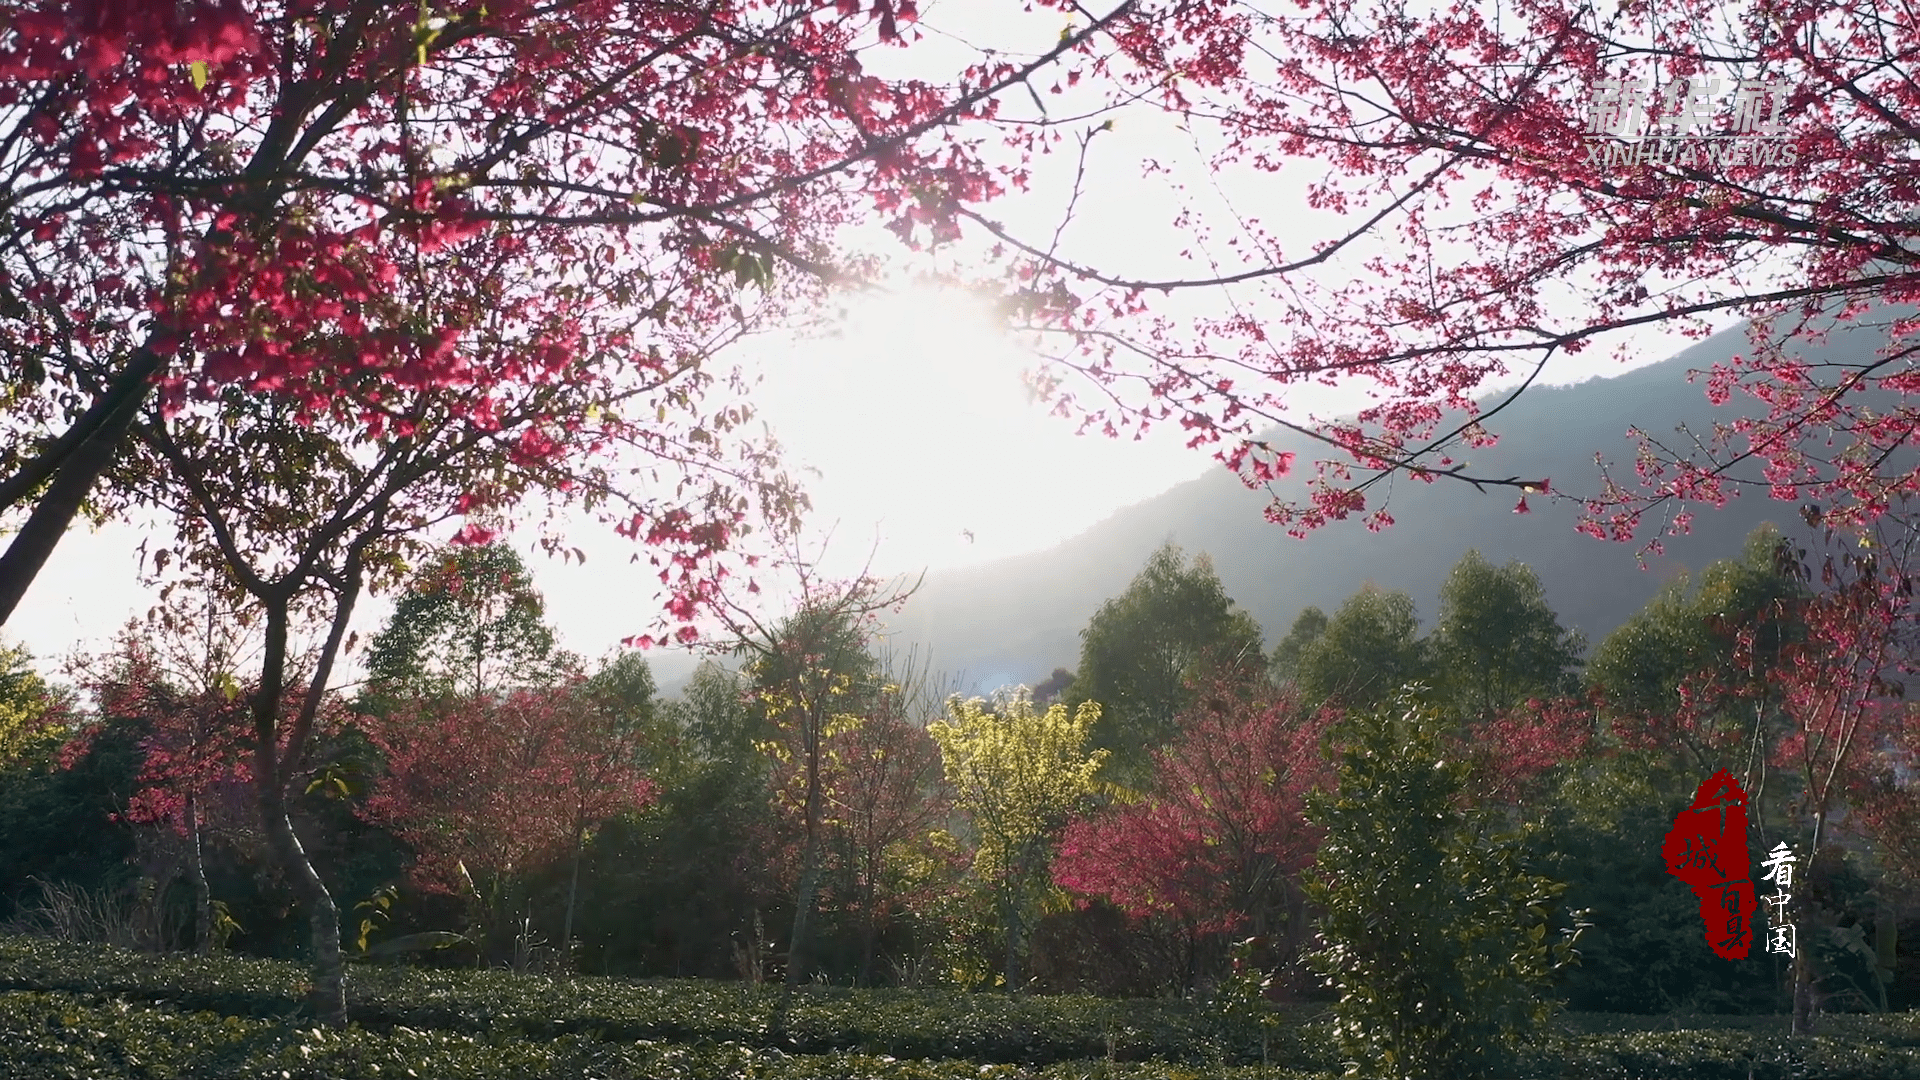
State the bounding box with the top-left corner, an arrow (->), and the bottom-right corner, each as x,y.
0,640 -> 59,766
1064,544 -> 1266,785
1210,935 -> 1283,1068
1290,586 -> 1428,714
0,718 -> 142,924
1268,607 -> 1328,687
662,659 -> 770,764
930,689 -> 1109,991
0,933 -> 1318,1069
1303,695 -> 1583,1080
1430,551 -> 1585,721
360,543 -> 566,709
559,754 -> 779,981
744,603 -> 885,725
583,649 -> 685,783
1586,524 -> 1803,722
1535,1022 -> 1920,1079
1534,781 -> 1784,1015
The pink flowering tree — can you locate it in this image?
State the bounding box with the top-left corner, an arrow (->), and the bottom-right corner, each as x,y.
63,603 -> 348,954
1053,679 -> 1336,992
0,0 -> 1141,629
1458,694 -> 1598,813
358,679 -> 657,965
1757,521 -> 1919,1034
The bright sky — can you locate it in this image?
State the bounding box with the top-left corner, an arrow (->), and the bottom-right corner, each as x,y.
1,0 -> 1744,691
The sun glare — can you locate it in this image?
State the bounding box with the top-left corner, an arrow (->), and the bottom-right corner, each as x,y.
745,276 -> 1211,581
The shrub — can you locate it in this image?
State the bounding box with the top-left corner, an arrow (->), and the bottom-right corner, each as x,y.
1303,694 -> 1584,1079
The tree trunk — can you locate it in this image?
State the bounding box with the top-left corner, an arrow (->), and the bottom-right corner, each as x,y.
1791,811 -> 1825,1037
0,347 -> 160,627
771,841 -> 822,1041
186,793 -> 213,954
1002,889 -> 1022,994
854,858 -> 881,987
262,788 -> 346,1023
786,850 -> 823,988
773,707 -> 828,1038
858,906 -> 879,988
561,821 -> 585,966
249,576 -> 362,1027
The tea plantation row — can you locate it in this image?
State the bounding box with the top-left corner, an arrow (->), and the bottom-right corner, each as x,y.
6,936 -> 1920,1079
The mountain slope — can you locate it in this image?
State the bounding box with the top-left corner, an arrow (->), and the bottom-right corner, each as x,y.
877,316 -> 1903,693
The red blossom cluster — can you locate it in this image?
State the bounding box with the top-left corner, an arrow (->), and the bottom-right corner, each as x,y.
61,633 -> 346,836
1054,680 -> 1334,936
357,681 -> 657,898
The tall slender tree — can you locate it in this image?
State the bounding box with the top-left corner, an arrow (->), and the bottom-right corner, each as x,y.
104,238 -> 804,1021
1431,551 -> 1585,722
708,541 -> 912,1030
1760,517 -> 1918,1035
1065,543 -> 1266,785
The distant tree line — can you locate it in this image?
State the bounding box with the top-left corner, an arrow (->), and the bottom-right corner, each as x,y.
1,526 -> 1917,1063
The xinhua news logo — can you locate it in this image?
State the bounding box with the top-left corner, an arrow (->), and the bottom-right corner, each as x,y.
1584,76 -> 1796,170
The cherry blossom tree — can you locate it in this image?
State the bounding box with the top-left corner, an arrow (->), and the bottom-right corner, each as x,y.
958,0 -> 1920,545
99,248 -> 806,1021
11,0 -> 1920,617
359,679 -> 656,966
1053,678 -> 1334,991
1755,518 -> 1918,1034
1603,514 -> 1920,1033
0,0 -> 1136,626
1458,694 -> 1598,813
62,595 -> 347,955
64,633 -> 248,955
823,653 -> 953,986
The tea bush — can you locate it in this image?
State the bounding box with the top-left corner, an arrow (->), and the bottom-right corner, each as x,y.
4,934 -> 1920,1078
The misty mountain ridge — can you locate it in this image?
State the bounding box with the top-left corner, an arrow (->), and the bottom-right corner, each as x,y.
862,313 -> 1910,696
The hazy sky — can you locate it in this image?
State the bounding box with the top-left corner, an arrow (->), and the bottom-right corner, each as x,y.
3,1 -> 1738,690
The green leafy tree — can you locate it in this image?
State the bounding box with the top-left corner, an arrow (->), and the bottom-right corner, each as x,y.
1268,607 -> 1328,687
565,659 -> 782,980
0,640 -> 61,766
1065,544 -> 1266,786
362,543 -> 566,709
1532,787 -> 1782,1015
1304,694 -> 1584,1080
1430,551 -> 1585,722
0,701 -> 138,924
663,659 -> 770,765
585,649 -> 688,787
1585,524 -> 1807,838
930,686 -> 1108,994
1587,525 -> 1802,726
1293,586 -> 1427,714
